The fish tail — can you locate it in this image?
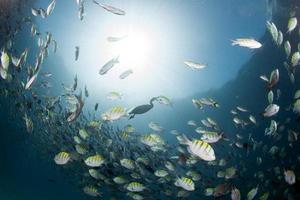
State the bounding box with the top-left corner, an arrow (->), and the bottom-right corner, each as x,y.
231,40 -> 238,46
115,55 -> 120,63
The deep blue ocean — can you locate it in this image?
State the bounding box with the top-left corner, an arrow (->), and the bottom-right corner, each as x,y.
1,0 -> 300,199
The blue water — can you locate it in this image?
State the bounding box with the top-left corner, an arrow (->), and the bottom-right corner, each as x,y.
0,0 -> 300,199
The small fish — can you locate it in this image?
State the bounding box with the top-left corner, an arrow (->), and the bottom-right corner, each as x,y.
94,103 -> 99,111
265,120 -> 277,136
262,104 -> 279,117
89,169 -> 102,180
52,39 -> 57,53
107,91 -> 123,100
236,106 -> 248,112
78,1 -> 85,20
284,41 -> 291,58
231,187 -> 241,200
291,51 -> 300,67
119,69 -> 133,79
41,72 -> 52,77
266,69 -> 279,89
247,186 -> 258,200
126,182 -> 146,192
187,120 -> 197,126
67,95 -> 84,122
148,121 -> 164,132
192,98 -> 219,109
284,170 -> 296,185
225,167 -> 237,179
217,171 -> 225,178
154,170 -> 168,178
213,183 -> 231,197
75,46 -> 79,61
266,21 -> 278,44
99,56 -> 119,75
83,186 -> 101,197
259,75 -> 269,82
140,134 -> 164,147
54,152 -> 70,165
1,51 -> 10,71
259,192 -> 269,200
178,134 -> 215,161
127,192 -> 144,200
84,155 -> 105,167
293,99 -> 300,114
107,35 -> 127,42
101,106 -> 126,121
232,38 -> 262,49
174,177 -> 195,191
277,89 -> 281,100
184,61 -> 206,70
75,144 -> 87,155
156,95 -> 172,106
198,131 -> 222,143
120,158 -> 135,170
287,17 -> 297,33
249,115 -> 257,125
268,90 -> 274,104
205,188 -> 214,196
84,85 -> 89,97
79,129 -> 89,140
46,0 -> 56,16
93,0 -> 126,15
113,176 -> 128,184
219,158 -> 227,166
25,73 -> 39,90
277,31 -> 283,46
31,8 -> 40,16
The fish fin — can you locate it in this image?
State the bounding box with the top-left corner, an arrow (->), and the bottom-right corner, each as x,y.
129,114 -> 135,120
178,134 -> 190,145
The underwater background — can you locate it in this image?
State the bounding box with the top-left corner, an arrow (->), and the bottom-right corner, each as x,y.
1,0 -> 300,199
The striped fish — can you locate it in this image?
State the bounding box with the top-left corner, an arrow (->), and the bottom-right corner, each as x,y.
120,158 -> 135,170
126,182 -> 146,192
101,106 -> 126,121
199,131 -> 223,143
140,135 -> 159,147
174,177 -> 195,191
54,151 -> 70,165
83,186 -> 101,197
178,135 -> 215,161
84,155 -> 105,167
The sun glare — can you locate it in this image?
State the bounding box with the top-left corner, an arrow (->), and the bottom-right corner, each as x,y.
110,29 -> 153,74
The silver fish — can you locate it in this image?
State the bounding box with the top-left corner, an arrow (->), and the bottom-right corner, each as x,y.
99,56 -> 119,75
